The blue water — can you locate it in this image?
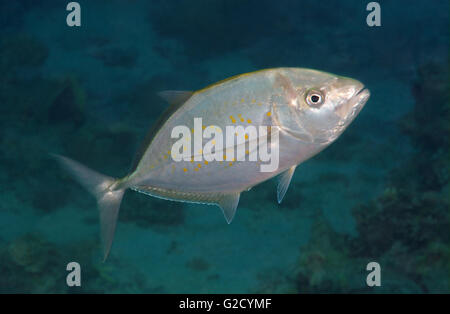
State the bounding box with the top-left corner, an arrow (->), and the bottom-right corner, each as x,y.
0,0 -> 448,293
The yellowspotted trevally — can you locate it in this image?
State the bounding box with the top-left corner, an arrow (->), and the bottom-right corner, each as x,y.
54,68 -> 370,260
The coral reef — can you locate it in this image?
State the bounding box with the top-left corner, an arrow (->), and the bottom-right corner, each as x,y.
0,234 -> 67,293
292,212 -> 364,293
0,233 -> 153,293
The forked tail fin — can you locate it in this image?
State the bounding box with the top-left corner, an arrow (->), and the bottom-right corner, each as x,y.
52,154 -> 124,261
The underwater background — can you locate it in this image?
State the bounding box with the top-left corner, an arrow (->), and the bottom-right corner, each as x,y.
0,0 -> 448,293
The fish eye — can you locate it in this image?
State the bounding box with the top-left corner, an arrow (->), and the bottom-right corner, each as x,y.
305,90 -> 324,108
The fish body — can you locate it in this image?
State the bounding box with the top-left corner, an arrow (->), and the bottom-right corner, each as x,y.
130,69 -> 311,193
55,68 -> 370,259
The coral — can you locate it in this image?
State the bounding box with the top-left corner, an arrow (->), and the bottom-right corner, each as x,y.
292,212 -> 362,293
349,186 -> 450,258
0,234 -> 154,293
7,234 -> 57,274
0,234 -> 66,293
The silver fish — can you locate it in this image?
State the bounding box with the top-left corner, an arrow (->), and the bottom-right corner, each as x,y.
54,68 -> 370,259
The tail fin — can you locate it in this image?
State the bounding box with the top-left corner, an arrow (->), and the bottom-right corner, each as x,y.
52,154 -> 125,261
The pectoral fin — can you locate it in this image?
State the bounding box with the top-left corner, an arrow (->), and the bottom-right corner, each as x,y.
158,90 -> 193,105
277,166 -> 296,204
216,193 -> 240,224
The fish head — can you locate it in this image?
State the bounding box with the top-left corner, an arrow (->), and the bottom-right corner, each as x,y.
273,69 -> 370,144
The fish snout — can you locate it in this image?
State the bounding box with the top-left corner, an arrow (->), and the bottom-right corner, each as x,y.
333,78 -> 370,119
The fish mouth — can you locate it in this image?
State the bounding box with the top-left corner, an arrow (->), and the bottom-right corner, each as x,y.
351,87 -> 370,113
355,86 -> 370,100
335,85 -> 370,120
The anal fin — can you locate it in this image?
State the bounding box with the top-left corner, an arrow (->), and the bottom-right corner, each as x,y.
277,166 -> 296,204
216,193 -> 240,224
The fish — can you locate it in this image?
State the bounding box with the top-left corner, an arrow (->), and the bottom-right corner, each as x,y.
54,68 -> 370,260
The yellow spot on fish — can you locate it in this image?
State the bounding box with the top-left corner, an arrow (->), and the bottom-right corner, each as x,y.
247,119 -> 252,123
229,162 -> 233,166
241,98 -> 245,103
245,134 -> 249,140
168,150 -> 171,155
238,114 -> 242,117
229,115 -> 236,123
240,118 -> 244,122
194,168 -> 199,172
190,159 -> 194,163
212,139 -> 216,145
183,168 -> 188,172
204,161 -> 209,165
267,111 -> 272,117
202,126 -> 206,130
245,150 -> 249,155
257,102 -> 262,106
197,164 -> 202,168
251,99 -> 256,103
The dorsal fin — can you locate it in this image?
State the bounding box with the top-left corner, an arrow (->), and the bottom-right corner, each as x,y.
158,90 -> 193,105
216,193 -> 240,224
277,166 -> 296,204
129,93 -> 191,172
